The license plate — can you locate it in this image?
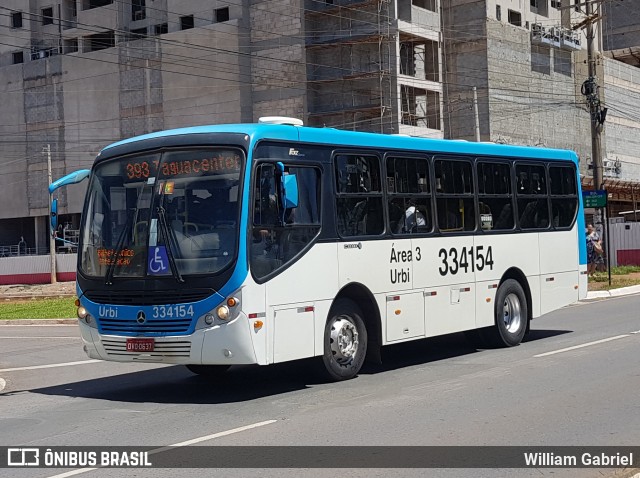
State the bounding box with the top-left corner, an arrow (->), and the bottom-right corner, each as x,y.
126,338 -> 154,352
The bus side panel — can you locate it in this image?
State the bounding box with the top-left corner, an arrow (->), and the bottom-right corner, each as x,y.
242,279 -> 268,365
538,227 -> 580,314
338,238 -> 414,293
264,243 -> 339,364
271,303 -> 315,363
474,233 -> 541,327
412,236 -> 476,337
576,173 -> 588,301
475,280 -> 499,330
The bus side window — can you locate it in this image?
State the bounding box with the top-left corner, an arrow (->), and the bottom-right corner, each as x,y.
516,164 -> 549,230
435,158 -> 475,232
477,162 -> 514,231
549,164 -> 578,228
386,157 -> 432,235
251,163 -> 321,280
335,154 -> 384,237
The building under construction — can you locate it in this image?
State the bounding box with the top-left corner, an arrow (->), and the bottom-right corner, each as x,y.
2,0 -> 640,257
304,0 -> 442,137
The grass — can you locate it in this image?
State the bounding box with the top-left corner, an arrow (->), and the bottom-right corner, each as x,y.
588,275 -> 640,291
610,265 -> 640,275
0,297 -> 77,320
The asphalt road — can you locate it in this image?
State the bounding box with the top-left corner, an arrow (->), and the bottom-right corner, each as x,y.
0,294 -> 639,478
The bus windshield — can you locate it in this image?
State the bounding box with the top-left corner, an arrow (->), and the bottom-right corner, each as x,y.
80,148 -> 244,280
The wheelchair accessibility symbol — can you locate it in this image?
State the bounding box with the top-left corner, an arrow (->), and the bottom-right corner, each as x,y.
148,246 -> 169,275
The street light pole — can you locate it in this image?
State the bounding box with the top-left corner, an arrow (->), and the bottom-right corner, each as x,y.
473,87 -> 481,142
45,144 -> 57,284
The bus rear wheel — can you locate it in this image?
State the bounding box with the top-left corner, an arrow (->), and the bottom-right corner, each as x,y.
185,364 -> 230,377
321,299 -> 368,381
484,279 -> 528,347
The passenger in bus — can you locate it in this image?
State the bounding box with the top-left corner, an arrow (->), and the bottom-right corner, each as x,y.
399,202 -> 426,233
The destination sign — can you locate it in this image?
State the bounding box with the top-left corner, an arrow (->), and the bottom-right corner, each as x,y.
124,152 -> 241,181
97,248 -> 135,266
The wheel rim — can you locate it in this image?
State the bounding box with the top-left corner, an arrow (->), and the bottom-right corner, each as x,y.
329,315 -> 359,366
502,293 -> 522,334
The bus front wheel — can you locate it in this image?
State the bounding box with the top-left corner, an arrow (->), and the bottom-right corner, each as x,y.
486,279 -> 528,347
321,299 -> 368,381
185,364 -> 230,377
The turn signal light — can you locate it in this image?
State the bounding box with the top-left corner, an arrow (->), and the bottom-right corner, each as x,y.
74,298 -> 80,307
227,297 -> 239,308
254,320 -> 264,329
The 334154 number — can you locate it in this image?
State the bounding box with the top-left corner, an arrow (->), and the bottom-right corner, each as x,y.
438,246 -> 494,276
152,305 -> 194,319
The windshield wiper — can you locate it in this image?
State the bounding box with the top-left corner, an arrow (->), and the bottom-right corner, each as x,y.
156,205 -> 184,283
105,209 -> 134,286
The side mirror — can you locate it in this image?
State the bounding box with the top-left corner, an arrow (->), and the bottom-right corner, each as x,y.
276,162 -> 298,209
48,169 -> 90,194
282,174 -> 299,209
48,169 -> 90,245
51,199 -> 58,231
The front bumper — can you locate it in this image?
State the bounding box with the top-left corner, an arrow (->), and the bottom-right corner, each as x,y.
78,314 -> 258,365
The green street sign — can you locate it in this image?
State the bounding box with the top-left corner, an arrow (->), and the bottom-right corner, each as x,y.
582,189 -> 607,208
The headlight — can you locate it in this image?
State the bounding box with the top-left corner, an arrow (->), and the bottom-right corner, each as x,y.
77,306 -> 88,319
217,305 -> 230,320
195,289 -> 243,330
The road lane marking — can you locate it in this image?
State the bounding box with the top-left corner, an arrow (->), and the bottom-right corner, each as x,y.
152,419 -> 278,449
45,420 -> 278,478
0,360 -> 100,373
0,378 -> 5,392
534,335 -> 630,358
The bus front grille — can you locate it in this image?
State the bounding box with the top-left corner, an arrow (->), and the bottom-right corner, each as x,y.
84,289 -> 213,305
98,318 -> 192,334
101,338 -> 191,358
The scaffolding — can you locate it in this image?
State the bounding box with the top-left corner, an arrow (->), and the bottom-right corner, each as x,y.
305,0 -> 395,133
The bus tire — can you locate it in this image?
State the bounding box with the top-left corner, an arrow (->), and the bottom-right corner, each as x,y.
321,298 -> 368,381
485,279 -> 528,347
185,364 -> 230,377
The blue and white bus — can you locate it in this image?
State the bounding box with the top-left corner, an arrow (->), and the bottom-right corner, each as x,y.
67,118 -> 586,381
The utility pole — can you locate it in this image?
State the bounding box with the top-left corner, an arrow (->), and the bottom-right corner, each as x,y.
582,0 -> 606,190
45,144 -> 57,284
473,87 -> 481,142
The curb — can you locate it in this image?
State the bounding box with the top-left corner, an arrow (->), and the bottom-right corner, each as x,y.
584,284 -> 640,301
0,318 -> 77,325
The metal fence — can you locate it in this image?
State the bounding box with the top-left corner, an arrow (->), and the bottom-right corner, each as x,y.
608,220 -> 640,267
0,245 -> 49,257
0,229 -> 80,258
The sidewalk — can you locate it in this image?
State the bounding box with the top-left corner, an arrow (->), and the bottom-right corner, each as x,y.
584,284 -> 640,300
